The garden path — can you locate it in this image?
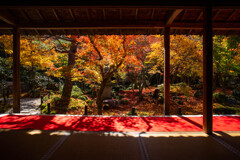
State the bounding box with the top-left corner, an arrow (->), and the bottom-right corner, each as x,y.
6,98 -> 41,114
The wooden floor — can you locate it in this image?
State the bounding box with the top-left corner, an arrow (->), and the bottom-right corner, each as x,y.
0,130 -> 239,160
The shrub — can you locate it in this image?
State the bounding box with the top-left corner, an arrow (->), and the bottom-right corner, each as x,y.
40,103 -> 47,110
50,95 -> 61,106
232,89 -> 240,100
158,93 -> 164,104
118,94 -> 124,100
194,90 -> 203,98
41,104 -> 48,114
157,84 -> 164,92
213,104 -> 240,114
77,95 -> 88,101
175,99 -> 184,105
120,99 -> 129,105
50,110 -> 56,114
213,92 -> 228,103
71,85 -> 83,98
170,83 -> 192,96
87,100 -> 94,106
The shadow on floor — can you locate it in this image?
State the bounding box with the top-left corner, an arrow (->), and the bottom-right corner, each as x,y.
0,129 -> 239,160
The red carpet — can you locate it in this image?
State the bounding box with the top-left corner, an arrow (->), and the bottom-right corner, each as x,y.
0,115 -> 239,132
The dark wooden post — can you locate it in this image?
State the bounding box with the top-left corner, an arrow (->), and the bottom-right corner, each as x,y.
13,27 -> 21,113
164,27 -> 170,115
203,6 -> 213,134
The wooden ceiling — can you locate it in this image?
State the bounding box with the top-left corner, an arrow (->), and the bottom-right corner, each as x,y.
0,1 -> 240,35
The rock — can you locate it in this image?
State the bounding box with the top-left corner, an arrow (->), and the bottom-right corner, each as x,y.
103,99 -> 119,108
227,98 -> 237,104
153,89 -> 160,99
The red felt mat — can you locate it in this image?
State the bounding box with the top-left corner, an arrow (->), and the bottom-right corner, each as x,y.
0,115 -> 239,132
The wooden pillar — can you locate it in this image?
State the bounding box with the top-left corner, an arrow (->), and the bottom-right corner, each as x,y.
13,27 -> 20,113
164,27 -> 170,115
203,6 -> 213,134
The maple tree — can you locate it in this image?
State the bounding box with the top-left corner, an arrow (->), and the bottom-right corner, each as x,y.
76,35 -> 133,114
213,35 -> 240,92
147,35 -> 203,84
0,35 -> 57,96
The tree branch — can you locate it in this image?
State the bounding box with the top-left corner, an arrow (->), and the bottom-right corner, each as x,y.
88,35 -> 103,60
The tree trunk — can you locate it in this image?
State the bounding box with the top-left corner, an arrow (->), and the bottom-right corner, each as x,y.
57,43 -> 77,113
96,78 -> 108,115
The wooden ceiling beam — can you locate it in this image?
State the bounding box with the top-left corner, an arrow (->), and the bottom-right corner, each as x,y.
151,8 -> 155,20
166,9 -> 183,26
48,29 -> 53,35
103,8 -> 106,20
196,11 -> 203,22
69,9 -> 75,21
0,11 -> 16,25
86,8 -> 90,20
188,29 -> 192,35
34,29 -> 40,35
226,9 -> 236,21
52,9 -> 60,21
119,8 -> 122,20
36,9 -> 45,21
136,8 -> 138,20
213,10 -> 220,20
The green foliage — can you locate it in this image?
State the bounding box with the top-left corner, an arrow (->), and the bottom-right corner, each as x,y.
213,36 -> 240,89
213,104 -> 240,114
50,95 -> 61,106
60,85 -> 84,99
50,110 -> 56,114
170,82 -> 192,96
71,85 -> 83,97
87,100 -> 93,106
41,104 -> 48,114
213,92 -> 228,103
158,83 -> 192,96
40,103 -> 47,111
127,110 -> 137,116
138,111 -> 148,116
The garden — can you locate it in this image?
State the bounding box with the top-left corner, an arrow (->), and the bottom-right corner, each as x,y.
0,35 -> 239,115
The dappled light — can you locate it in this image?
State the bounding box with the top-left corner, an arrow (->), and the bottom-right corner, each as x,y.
0,115 -> 239,132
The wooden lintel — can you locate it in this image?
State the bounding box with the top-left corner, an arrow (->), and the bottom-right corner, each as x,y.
0,21 -> 239,31
166,9 -> 183,26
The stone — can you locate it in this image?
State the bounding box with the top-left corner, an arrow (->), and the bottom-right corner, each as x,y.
101,82 -> 113,100
153,89 -> 160,99
103,99 -> 119,108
